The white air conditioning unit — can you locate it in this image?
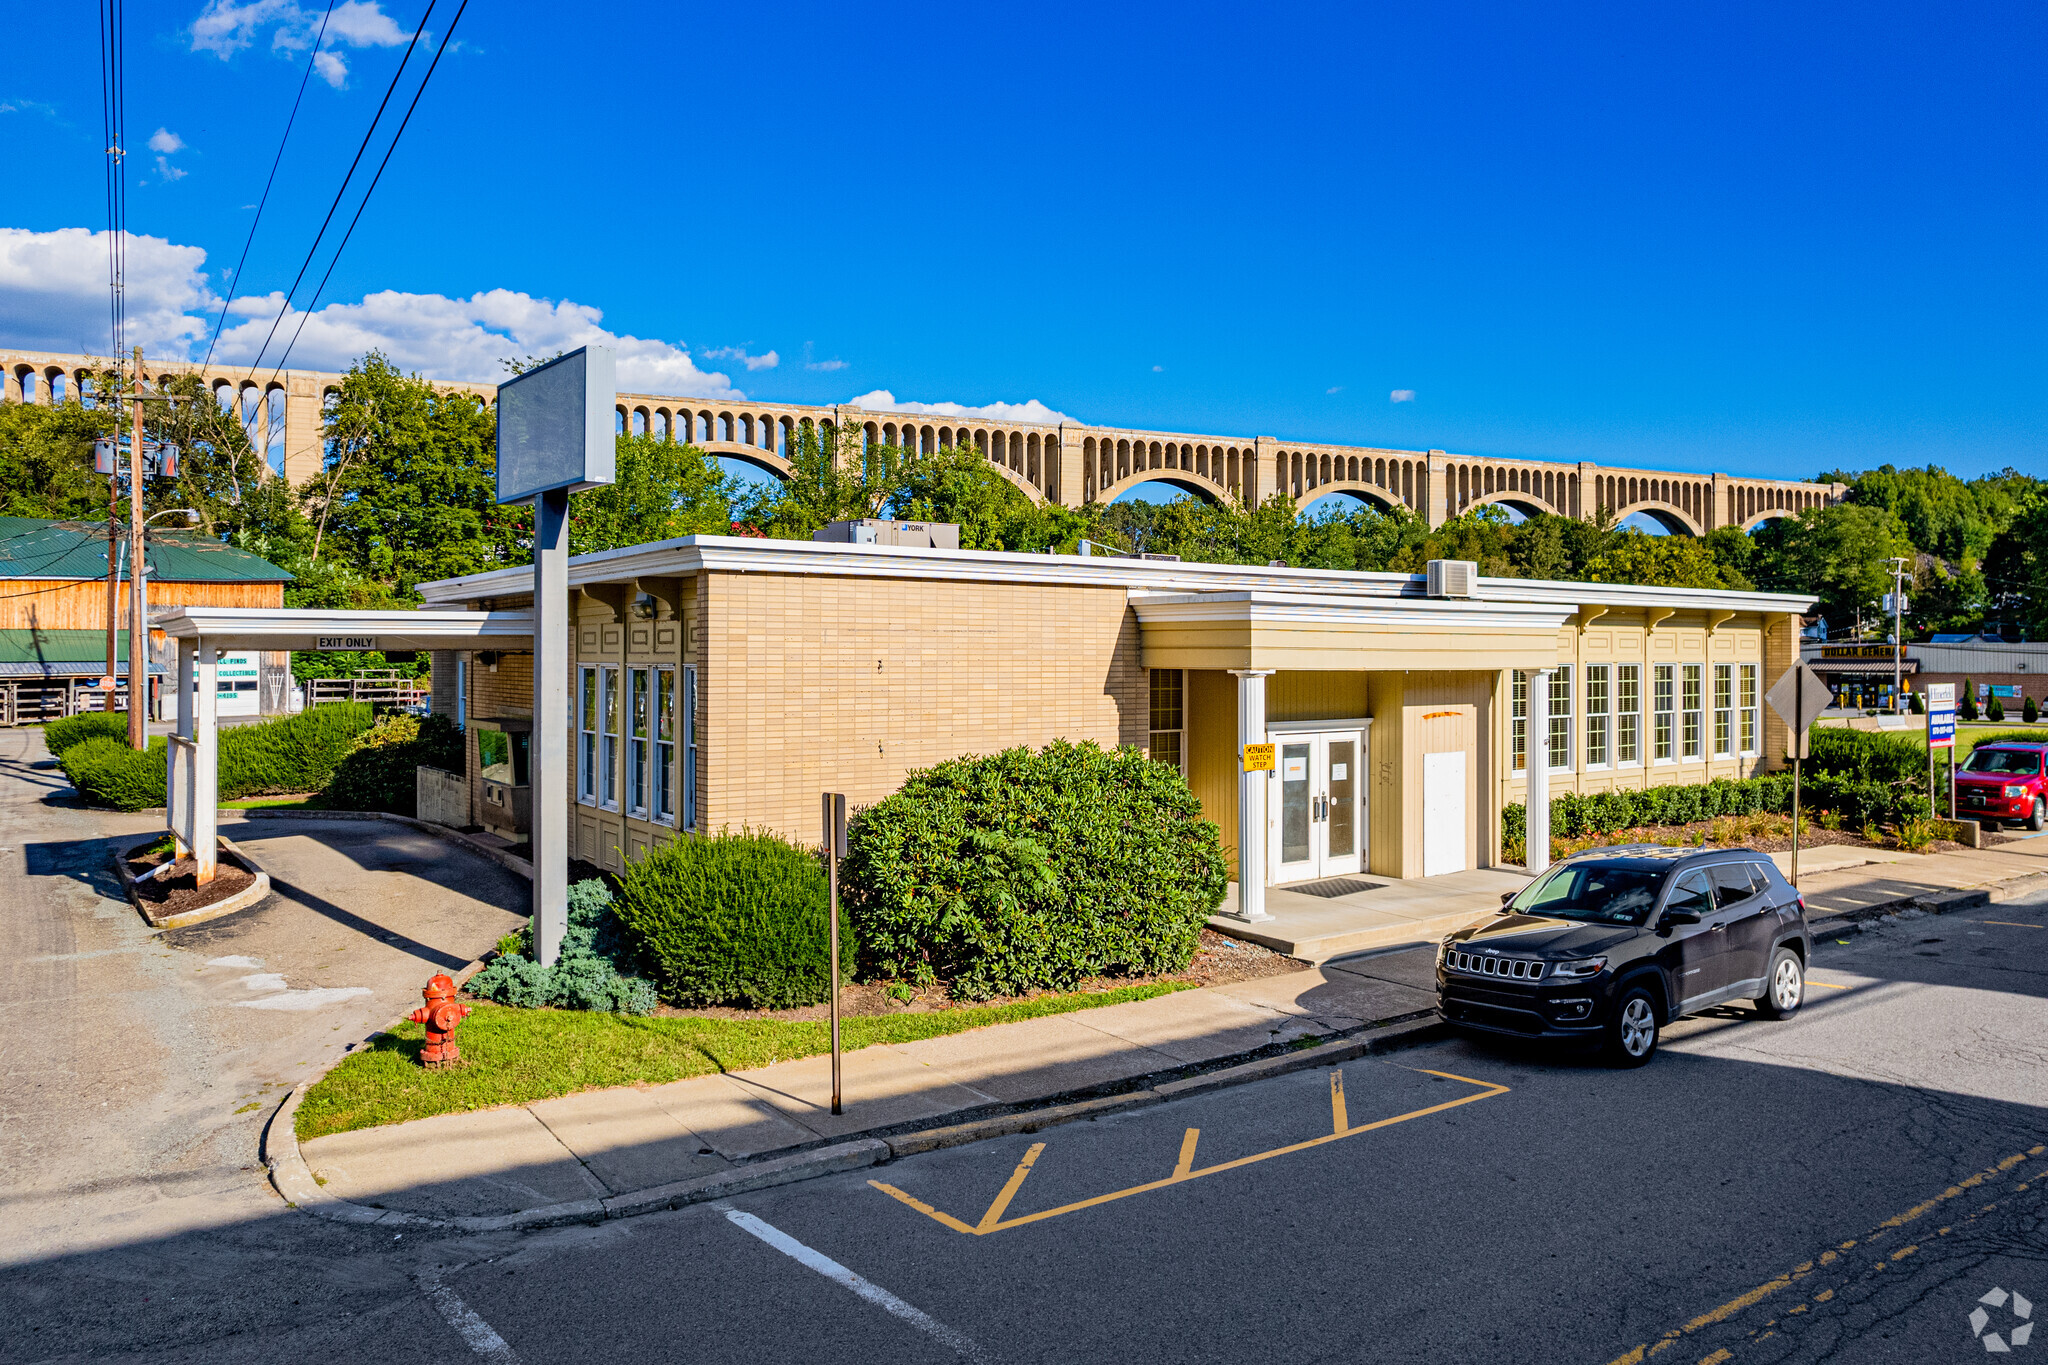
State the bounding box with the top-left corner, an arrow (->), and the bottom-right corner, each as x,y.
1427,559 -> 1478,599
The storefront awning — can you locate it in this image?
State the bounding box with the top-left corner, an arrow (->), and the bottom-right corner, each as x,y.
1130,591 -> 1573,671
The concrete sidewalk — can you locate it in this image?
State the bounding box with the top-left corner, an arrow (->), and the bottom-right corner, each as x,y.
280,836 -> 2048,1229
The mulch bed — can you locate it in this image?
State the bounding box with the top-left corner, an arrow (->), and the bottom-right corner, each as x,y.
648,928 -> 1310,1024
127,844 -> 257,919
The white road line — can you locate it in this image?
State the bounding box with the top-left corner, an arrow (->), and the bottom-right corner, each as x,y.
717,1205 -> 992,1363
416,1269 -> 520,1363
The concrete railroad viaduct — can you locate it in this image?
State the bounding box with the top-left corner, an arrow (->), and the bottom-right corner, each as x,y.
3,347 -> 1843,533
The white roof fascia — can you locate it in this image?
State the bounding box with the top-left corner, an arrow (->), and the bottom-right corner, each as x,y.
1129,590 -> 1572,631
414,535 -> 1818,616
156,606 -> 534,649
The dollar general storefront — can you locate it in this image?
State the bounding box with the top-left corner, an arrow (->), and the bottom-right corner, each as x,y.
412,535 -> 1812,919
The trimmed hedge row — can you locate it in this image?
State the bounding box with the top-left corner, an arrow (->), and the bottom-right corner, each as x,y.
322,713 -> 464,816
1504,769 -> 1932,848
43,711 -> 129,755
56,702 -> 376,811
1965,728 -> 2047,756
843,740 -> 1229,1000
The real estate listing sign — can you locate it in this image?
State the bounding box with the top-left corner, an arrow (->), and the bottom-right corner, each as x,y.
1927,682 -> 1955,749
494,345 -> 618,505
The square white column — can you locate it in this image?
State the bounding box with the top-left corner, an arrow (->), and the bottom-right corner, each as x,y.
194,642 -> 219,884
1228,668 -> 1275,922
1526,666 -> 1554,875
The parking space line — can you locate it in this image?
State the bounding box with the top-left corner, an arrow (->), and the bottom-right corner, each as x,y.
871,1065 -> 1510,1237
1599,1145 -> 2047,1365
1805,980 -> 1850,990
716,1205 -> 992,1363
416,1268 -> 520,1364
1977,920 -> 2045,929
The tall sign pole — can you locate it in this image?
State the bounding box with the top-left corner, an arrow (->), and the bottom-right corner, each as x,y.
1768,661 -> 1834,890
1926,683 -> 1955,825
494,345 -> 615,967
822,792 -> 847,1116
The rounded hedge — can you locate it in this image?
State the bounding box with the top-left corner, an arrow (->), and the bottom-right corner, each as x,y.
323,712 -> 464,815
53,702 -> 375,811
842,740 -> 1229,1000
43,711 -> 130,756
615,829 -> 850,1009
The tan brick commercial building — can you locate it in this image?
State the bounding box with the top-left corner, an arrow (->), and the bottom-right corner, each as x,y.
414,537 -> 1814,912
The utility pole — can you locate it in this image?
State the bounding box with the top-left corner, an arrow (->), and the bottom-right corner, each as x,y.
102,355 -> 126,716
128,347 -> 148,749
1886,556 -> 1911,715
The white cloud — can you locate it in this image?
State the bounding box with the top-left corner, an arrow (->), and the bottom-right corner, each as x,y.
148,127 -> 185,154
845,390 -> 1072,426
1151,365 -> 1164,373
1326,385 -> 1343,395
806,358 -> 847,372
0,226 -> 214,355
191,0 -> 414,88
157,158 -> 189,182
211,287 -> 745,398
1390,389 -> 1416,403
701,345 -> 779,372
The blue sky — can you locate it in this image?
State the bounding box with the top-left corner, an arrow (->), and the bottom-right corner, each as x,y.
2,0 -> 2043,483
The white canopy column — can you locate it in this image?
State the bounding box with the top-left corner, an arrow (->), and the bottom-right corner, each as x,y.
1526,666 -> 1555,875
1228,668 -> 1275,922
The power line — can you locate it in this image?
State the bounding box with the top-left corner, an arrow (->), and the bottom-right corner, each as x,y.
200,0 -> 340,372
271,0 -> 472,379
98,0 -> 127,375
239,0 -> 439,379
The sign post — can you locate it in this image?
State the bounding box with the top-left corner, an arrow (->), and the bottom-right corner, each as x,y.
1767,662 -> 1835,889
822,792 -> 847,1115
1926,682 -> 1955,821
495,345 -> 615,966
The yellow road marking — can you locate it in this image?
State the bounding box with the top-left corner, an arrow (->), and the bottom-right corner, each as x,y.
1330,1070 -> 1348,1135
1601,1148 -> 2042,1364
1978,920 -> 2044,929
1699,1350 -> 1734,1365
1805,980 -> 1849,990
870,1066 -> 1510,1237
1172,1129 -> 1199,1179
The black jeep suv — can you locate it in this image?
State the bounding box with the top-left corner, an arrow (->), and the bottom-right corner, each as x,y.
1436,845 -> 1811,1066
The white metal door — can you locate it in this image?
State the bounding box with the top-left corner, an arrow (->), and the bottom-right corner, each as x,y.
1269,730 -> 1365,883
1422,750 -> 1467,876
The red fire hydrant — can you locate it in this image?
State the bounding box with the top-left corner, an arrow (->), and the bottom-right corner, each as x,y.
409,974 -> 471,1069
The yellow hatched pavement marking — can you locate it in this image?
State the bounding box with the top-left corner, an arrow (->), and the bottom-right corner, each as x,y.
869,1067 -> 1510,1237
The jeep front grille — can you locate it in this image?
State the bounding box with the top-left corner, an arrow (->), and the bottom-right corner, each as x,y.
1447,951 -> 1547,981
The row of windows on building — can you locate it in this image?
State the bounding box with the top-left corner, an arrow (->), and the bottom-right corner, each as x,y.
575,664 -> 699,828
1513,663 -> 1761,773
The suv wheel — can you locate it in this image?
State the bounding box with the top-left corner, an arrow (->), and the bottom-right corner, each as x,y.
1605,987 -> 1659,1067
2030,798 -> 2046,833
1755,947 -> 1804,1019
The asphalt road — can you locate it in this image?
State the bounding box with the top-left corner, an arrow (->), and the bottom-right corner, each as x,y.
7,881 -> 2046,1364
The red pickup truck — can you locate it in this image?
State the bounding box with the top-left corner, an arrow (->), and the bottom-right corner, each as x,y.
1955,743 -> 2048,831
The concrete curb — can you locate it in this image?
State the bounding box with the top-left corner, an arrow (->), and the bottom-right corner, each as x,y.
1807,869 -> 2048,940
263,1012 -> 1450,1234
240,807 -> 535,880
115,834 -> 272,929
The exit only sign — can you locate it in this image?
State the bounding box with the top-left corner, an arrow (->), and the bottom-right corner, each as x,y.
316,636 -> 376,651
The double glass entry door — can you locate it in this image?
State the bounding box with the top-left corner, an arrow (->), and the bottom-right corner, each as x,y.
1269,730 -> 1365,884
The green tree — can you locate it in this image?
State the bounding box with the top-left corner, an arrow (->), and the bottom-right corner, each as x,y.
0,389 -> 116,519
307,353 -> 514,593
1983,492 -> 2048,639
1751,503 -> 1916,629
1585,531 -> 1732,589
569,433 -> 738,554
738,422 -> 897,538
886,444 -> 1091,551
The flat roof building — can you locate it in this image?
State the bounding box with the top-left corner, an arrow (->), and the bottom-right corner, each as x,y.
408,535 -> 1815,922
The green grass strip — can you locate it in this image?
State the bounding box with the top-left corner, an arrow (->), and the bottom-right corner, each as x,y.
295,980 -> 1194,1142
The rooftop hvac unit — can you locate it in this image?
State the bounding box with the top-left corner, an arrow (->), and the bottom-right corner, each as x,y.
1427,559 -> 1478,599
813,519 -> 961,550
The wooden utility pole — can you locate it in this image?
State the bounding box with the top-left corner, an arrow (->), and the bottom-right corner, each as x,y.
127,347 -> 149,749
103,356 -> 124,716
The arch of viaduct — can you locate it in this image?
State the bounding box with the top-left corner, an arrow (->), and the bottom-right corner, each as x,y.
2,346 -> 1844,535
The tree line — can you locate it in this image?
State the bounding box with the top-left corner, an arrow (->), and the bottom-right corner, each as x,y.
3,351 -> 2042,647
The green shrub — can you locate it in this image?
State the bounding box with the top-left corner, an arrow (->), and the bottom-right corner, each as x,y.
1503,769 -> 1928,849
1988,695 -> 2007,722
43,711 -> 129,755
843,740 -> 1230,1000
1805,726 -> 1926,786
54,702 -> 376,811
1961,679 -> 1979,721
466,880 -> 658,1015
1966,729 -> 2046,754
2026,696 -> 2040,725
616,829 -> 849,1009
1909,690 -> 1925,715
59,735 -> 169,810
321,713 -> 464,816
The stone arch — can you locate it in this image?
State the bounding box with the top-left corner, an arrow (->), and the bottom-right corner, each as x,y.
1616,500 -> 1703,536
1300,482 -> 1403,515
1096,469 -> 1229,506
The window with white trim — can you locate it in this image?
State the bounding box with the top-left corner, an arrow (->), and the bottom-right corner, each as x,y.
576,665 -> 598,805
1682,664 -> 1703,760
627,666 -> 652,816
1739,663 -> 1759,756
600,664 -> 621,810
1512,670 -> 1529,772
1148,668 -> 1185,771
1585,665 -> 1610,768
683,665 -> 699,831
655,666 -> 677,825
1617,664 -> 1641,766
1547,666 -> 1573,771
1653,665 -> 1675,762
1713,664 -> 1734,758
